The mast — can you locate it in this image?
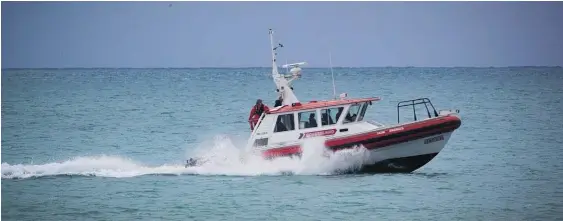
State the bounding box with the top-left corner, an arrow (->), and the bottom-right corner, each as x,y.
268,29 -> 300,106
269,29 -> 279,79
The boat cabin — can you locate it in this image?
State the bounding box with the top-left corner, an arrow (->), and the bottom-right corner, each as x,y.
247,97 -> 381,149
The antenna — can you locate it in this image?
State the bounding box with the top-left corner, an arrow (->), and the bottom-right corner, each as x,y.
329,51 -> 336,100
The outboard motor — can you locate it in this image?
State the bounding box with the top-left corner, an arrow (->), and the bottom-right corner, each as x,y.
185,158 -> 199,167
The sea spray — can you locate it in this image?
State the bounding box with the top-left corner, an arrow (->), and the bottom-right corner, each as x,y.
1,155 -> 185,179
292,136 -> 334,175
2,135 -> 372,179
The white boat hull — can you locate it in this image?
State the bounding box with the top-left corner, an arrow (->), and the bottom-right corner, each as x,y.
349,131 -> 452,173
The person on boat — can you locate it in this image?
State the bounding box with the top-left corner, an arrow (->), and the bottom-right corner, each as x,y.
308,113 -> 318,128
275,117 -> 288,132
345,112 -> 358,122
274,99 -> 283,107
336,107 -> 344,122
248,99 -> 270,130
274,89 -> 283,107
321,113 -> 330,125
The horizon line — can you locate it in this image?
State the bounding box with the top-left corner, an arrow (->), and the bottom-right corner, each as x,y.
2,65 -> 562,70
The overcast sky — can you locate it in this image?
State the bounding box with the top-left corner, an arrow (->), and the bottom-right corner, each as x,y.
2,1 -> 562,68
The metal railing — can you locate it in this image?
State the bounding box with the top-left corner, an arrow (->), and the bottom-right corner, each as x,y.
396,98 -> 439,124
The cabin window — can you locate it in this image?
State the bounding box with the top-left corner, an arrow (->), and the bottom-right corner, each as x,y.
274,113 -> 295,132
320,107 -> 344,126
253,138 -> 269,147
343,103 -> 362,124
357,102 -> 369,121
298,111 -> 318,129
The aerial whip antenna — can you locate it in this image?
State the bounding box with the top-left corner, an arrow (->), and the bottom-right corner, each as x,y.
329,51 -> 337,100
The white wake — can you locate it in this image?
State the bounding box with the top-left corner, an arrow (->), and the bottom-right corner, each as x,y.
2,135 -> 371,179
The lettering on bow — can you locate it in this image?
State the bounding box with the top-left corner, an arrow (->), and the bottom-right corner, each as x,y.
424,135 -> 444,144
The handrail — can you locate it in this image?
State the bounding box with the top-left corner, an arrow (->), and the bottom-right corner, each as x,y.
396,98 -> 439,124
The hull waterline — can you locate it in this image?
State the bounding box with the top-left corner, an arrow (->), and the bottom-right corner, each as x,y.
186,117 -> 461,174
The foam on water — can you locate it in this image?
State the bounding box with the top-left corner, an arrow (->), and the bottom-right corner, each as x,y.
2,135 -> 371,179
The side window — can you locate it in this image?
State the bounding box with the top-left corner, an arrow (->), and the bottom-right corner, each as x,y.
253,138 -> 269,147
320,107 -> 344,126
298,111 -> 318,129
274,113 -> 295,132
357,102 -> 368,122
343,104 -> 361,124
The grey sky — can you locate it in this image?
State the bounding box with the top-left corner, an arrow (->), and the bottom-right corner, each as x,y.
2,1 -> 562,68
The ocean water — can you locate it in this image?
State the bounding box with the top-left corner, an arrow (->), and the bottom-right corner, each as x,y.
2,67 -> 563,220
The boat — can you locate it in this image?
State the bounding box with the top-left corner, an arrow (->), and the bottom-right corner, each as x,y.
186,29 -> 462,173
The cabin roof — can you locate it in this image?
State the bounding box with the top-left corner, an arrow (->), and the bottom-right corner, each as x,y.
267,97 -> 381,114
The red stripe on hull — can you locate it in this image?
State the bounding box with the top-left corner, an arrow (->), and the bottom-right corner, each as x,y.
357,125 -> 458,150
262,115 -> 461,158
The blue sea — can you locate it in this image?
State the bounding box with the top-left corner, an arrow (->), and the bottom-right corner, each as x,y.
2,67 -> 563,220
